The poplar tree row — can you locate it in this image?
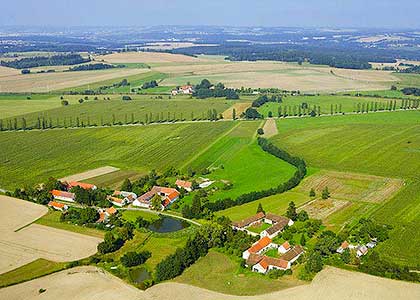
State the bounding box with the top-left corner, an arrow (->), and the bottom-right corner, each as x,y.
0,110 -> 223,131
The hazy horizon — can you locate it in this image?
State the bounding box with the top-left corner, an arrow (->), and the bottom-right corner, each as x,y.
2,0 -> 420,29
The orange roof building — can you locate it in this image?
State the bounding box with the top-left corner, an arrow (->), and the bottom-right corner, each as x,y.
67,181 -> 97,190
48,201 -> 68,211
134,186 -> 180,209
175,179 -> 193,191
51,190 -> 76,202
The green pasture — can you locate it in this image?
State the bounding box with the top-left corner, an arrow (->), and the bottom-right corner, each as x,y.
1,95 -> 234,129
183,121 -> 297,204
0,122 -> 235,189
271,111 -> 420,267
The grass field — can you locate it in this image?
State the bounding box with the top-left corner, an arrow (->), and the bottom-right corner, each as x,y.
270,111 -> 420,267
273,111 -> 420,179
1,95 -> 235,128
61,71 -> 168,93
174,250 -> 305,295
0,94 -> 79,119
0,122 -> 235,190
0,259 -> 66,288
121,210 -> 161,223
183,121 -> 297,204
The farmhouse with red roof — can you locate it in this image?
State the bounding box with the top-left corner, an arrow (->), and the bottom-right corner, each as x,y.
175,179 -> 193,192
67,181 -> 97,190
51,190 -> 76,202
48,201 -> 68,211
133,186 -> 180,210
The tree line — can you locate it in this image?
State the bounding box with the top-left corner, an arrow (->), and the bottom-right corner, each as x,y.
193,138 -> 307,213
0,109 -> 225,132
155,220 -> 255,282
353,99 -> 420,113
1,54 -> 90,69
68,63 -> 117,71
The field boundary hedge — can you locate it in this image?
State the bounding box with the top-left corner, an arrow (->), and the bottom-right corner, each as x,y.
204,137 -> 307,212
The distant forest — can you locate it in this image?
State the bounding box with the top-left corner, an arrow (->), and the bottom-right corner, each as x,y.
170,44 -> 409,70
1,54 -> 90,69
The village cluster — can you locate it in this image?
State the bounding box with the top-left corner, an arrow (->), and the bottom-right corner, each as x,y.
234,212 -> 304,274
47,179 -> 196,223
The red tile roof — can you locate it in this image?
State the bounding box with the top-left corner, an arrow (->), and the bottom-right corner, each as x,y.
51,190 -> 75,199
97,212 -> 106,223
68,181 -> 96,190
109,196 -> 123,204
106,207 -> 117,215
175,179 -> 192,189
340,241 -> 349,249
260,257 -> 289,270
281,241 -> 291,251
48,201 -> 65,209
248,237 -> 272,254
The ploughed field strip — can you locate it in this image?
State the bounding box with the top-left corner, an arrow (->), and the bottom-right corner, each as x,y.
0,196 -> 102,274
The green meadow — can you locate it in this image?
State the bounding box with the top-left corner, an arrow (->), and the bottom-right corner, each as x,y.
60,71 -> 168,93
0,122 -> 235,189
0,94 -> 79,119
2,95 -> 234,128
270,111 -> 420,267
183,121 -> 296,204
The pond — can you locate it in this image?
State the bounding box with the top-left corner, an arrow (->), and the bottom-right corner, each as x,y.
148,215 -> 190,233
129,267 -> 150,284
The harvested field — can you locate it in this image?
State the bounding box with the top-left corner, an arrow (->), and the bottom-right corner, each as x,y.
157,60 -> 398,92
0,196 -> 101,274
98,51 -> 208,64
298,170 -> 404,203
0,267 -> 140,300
262,118 -> 278,138
140,42 -> 218,50
1,266 -> 419,300
0,66 -> 20,77
59,166 -> 120,182
0,68 -> 150,93
222,102 -> 251,119
299,199 -> 351,220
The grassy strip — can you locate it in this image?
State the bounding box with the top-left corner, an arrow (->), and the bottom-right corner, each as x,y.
0,259 -> 66,288
35,211 -> 105,238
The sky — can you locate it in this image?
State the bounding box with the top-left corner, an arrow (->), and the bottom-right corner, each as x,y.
1,0 -> 420,29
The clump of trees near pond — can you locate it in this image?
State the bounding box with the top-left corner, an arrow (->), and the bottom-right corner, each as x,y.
155,219 -> 256,282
